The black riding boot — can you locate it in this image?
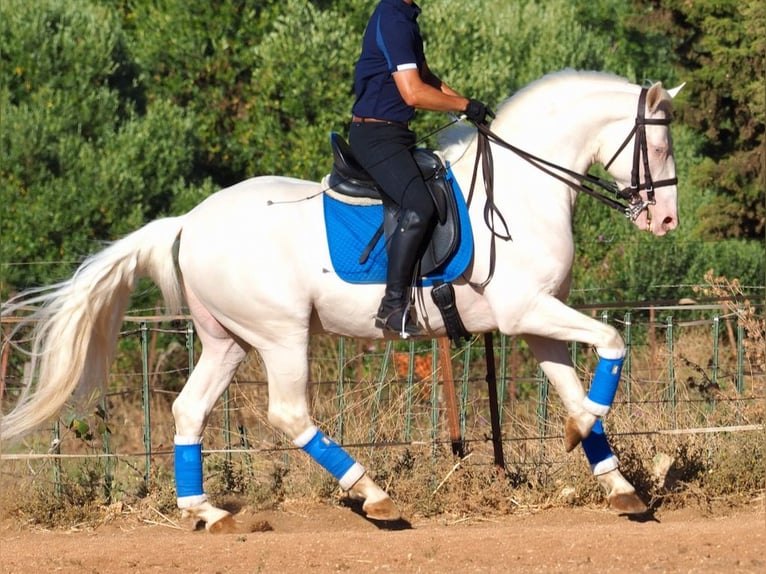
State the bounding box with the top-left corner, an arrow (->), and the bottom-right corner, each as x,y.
375,209 -> 430,337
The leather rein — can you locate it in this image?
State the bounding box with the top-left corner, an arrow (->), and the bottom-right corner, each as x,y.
465,86 -> 677,288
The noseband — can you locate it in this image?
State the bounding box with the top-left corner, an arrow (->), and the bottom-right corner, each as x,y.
471,86 -> 677,222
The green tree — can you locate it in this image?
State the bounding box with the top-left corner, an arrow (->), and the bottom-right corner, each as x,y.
0,0 -> 197,293
626,0 -> 765,240
116,0 -> 282,186
2,0 -> 762,303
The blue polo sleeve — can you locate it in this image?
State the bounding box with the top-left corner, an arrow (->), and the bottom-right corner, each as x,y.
375,15 -> 419,73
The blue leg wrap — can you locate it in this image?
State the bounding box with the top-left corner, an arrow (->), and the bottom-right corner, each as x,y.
295,427 -> 365,490
581,419 -> 618,475
174,440 -> 204,501
584,354 -> 624,416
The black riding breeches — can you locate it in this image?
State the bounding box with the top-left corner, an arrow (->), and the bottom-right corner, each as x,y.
348,122 -> 436,223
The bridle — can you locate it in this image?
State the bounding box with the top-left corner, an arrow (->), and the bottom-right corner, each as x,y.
469,86 -> 677,224
601,87 -> 678,219
464,86 -> 677,288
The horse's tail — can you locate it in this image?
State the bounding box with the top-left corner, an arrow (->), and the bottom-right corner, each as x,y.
1,216 -> 186,442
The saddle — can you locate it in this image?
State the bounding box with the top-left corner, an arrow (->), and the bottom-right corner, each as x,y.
327,132 -> 458,276
326,133 -> 471,346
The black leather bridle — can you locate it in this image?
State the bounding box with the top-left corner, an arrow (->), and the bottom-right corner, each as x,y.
469,86 -> 677,224
464,86 -> 677,288
601,86 -> 678,218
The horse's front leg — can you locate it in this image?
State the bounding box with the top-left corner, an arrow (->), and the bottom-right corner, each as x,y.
260,343 -> 401,521
524,334 -> 647,514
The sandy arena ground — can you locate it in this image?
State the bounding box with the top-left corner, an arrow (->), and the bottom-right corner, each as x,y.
1,499 -> 764,573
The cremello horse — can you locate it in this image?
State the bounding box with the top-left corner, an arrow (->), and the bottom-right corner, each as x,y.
1,70 -> 682,532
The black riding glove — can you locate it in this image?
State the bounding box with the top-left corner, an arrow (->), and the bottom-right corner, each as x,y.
463,99 -> 494,125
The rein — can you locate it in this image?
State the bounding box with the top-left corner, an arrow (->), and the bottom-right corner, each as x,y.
465,87 -> 677,288
471,87 -> 677,221
465,120 -> 512,288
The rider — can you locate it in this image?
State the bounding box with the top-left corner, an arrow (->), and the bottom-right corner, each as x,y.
348,0 -> 492,338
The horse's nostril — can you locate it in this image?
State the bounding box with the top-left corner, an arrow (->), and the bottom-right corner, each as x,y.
663,216 -> 677,231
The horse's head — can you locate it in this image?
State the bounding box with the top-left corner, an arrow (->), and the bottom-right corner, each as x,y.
601,81 -> 685,236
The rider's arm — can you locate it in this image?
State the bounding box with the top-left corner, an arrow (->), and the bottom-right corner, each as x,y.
421,61 -> 461,97
393,66 -> 469,114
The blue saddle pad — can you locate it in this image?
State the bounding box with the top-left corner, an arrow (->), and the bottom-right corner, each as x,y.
323,166 -> 473,286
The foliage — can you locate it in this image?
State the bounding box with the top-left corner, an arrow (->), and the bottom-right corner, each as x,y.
1,0 -> 762,303
116,0 -> 281,185
693,270 -> 766,374
0,0 -> 198,292
624,0 -> 765,240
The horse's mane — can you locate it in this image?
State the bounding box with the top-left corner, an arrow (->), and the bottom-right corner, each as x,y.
439,70 -> 634,161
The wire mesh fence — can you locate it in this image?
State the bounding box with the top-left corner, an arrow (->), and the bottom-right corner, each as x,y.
1,302 -> 763,499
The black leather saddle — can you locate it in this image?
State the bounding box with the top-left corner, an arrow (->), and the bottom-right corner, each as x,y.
326,132 -> 460,276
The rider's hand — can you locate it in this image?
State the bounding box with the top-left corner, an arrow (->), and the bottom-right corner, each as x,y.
463,99 -> 494,125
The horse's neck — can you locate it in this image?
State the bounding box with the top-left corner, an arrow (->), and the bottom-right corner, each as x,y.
450,88 -> 632,212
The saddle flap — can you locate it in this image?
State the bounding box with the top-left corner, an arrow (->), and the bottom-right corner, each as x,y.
418,174 -> 460,275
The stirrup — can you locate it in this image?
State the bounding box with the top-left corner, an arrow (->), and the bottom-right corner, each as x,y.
375,305 -> 421,338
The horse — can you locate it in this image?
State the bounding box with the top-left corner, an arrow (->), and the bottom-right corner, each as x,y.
1,70 -> 683,533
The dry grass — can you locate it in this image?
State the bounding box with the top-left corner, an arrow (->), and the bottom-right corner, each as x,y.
1,275 -> 764,529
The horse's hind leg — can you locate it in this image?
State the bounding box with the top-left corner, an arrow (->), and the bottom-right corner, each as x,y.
258,340 -> 401,521
172,289 -> 248,533
524,334 -> 647,514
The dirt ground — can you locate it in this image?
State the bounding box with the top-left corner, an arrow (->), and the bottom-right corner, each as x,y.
1,498 -> 764,574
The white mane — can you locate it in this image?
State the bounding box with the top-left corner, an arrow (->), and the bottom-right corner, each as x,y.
439,70 -> 635,163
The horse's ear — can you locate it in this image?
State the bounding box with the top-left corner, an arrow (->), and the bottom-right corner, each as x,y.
646,81 -> 684,112
667,82 -> 686,99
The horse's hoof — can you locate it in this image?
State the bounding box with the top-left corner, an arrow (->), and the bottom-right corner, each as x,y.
564,412 -> 598,452
206,513 -> 239,534
362,498 -> 401,521
564,417 -> 583,452
608,492 -> 648,514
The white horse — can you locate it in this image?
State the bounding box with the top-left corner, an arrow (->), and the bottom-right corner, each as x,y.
1,70 -> 682,532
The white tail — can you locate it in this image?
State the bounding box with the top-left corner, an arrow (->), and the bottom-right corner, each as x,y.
1,216 -> 185,442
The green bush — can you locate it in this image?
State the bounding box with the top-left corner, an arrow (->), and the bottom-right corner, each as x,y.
1,0 -> 762,304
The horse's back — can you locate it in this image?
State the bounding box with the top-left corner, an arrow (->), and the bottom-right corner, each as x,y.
183,175 -> 322,238
186,175 -> 318,218
177,176 -> 329,333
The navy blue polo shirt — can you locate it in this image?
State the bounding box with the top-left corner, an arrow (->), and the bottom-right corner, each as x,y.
352,0 -> 424,123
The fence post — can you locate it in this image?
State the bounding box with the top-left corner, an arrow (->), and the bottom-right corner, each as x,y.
336,337 -> 346,443
712,315 -> 720,388
570,339 -> 578,371
140,321 -> 152,486
624,311 -> 632,406
438,337 -> 464,457
736,307 -> 745,394
460,338 -> 472,441
369,340 -> 393,446
405,340 -> 415,442
52,420 -> 62,497
430,338 -> 439,459
665,315 -> 676,428
536,366 -> 549,448
101,396 -> 112,501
